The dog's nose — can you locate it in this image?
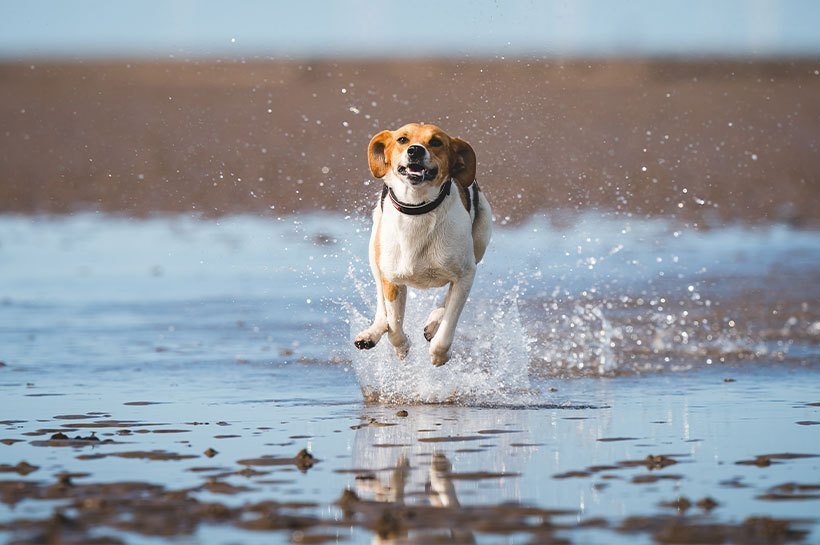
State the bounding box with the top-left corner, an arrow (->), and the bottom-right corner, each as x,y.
406,145 -> 425,160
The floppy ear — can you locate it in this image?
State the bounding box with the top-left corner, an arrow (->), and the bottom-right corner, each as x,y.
449,137 -> 477,188
368,130 -> 393,179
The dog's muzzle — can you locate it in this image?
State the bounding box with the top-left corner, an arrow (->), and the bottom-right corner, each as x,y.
398,162 -> 438,184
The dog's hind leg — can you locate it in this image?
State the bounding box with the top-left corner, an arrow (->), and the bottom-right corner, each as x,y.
384,281 -> 410,360
423,290 -> 450,342
423,307 -> 445,342
429,266 -> 476,366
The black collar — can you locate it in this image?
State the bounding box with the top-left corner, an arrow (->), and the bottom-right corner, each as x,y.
381,180 -> 452,216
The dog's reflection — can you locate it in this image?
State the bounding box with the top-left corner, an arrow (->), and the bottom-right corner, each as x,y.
349,452 -> 475,544
426,453 -> 461,509
354,454 -> 410,504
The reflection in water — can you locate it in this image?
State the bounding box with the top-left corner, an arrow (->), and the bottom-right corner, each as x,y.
334,376 -> 820,543
350,407 -> 534,504
428,453 -> 460,509
350,452 -> 476,544
355,454 -> 410,505
343,405 -> 583,543
346,407 -> 533,543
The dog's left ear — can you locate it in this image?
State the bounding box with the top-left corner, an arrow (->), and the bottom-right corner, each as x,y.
368,130 -> 393,179
449,138 -> 476,188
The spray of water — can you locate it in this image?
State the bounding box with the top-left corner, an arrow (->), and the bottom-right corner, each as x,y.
329,212 -> 820,403
346,278 -> 536,406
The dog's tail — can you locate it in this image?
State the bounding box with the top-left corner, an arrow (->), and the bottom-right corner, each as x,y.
471,183 -> 492,264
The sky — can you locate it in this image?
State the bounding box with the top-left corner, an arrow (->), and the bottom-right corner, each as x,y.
1,0 -> 819,59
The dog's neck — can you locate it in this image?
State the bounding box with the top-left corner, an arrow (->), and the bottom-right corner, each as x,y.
383,172 -> 448,206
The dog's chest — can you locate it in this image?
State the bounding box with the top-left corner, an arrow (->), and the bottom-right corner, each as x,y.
378,210 -> 470,288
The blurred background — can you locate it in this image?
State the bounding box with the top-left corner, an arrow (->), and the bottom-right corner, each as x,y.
1,0 -> 819,225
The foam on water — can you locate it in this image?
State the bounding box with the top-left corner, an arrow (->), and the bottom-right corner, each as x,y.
347,281 -> 536,406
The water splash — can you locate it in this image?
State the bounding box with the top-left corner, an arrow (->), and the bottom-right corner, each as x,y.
347,285 -> 536,406
338,213 -> 820,393
533,302 -> 618,375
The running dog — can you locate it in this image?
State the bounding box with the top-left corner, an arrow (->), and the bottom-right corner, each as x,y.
353,123 -> 492,366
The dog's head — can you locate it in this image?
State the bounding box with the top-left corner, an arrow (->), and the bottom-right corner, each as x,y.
368,123 -> 476,188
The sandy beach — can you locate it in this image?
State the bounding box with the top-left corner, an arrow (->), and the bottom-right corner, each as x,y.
1,59 -> 818,225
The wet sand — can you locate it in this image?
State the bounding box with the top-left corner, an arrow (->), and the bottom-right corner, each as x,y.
1,58 -> 819,225
0,364 -> 818,544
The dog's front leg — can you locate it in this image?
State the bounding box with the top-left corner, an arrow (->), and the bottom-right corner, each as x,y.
353,271 -> 387,350
383,280 -> 410,360
429,267 -> 475,366
354,223 -> 388,350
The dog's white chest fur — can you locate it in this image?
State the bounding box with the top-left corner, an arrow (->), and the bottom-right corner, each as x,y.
377,197 -> 473,289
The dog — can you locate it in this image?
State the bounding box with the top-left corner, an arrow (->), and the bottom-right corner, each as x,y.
353,123 -> 492,366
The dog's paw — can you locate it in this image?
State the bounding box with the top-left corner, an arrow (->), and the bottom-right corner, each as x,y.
387,331 -> 410,360
354,331 -> 380,350
430,346 -> 450,367
430,336 -> 451,366
354,338 -> 375,350
423,308 -> 445,342
430,351 -> 450,367
394,341 -> 411,361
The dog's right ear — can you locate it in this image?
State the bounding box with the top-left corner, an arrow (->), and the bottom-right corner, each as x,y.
368,130 -> 393,179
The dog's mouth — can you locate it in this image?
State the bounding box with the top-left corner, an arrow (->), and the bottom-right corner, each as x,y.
397,163 -> 438,184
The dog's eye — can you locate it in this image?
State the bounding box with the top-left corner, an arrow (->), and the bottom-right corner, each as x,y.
429,137 -> 443,147
397,136 -> 409,144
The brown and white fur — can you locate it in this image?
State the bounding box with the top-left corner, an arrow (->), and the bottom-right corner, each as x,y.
353,123 -> 492,366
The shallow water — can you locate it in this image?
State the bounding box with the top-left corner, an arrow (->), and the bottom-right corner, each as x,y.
2,212 -> 817,374
0,212 -> 819,544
